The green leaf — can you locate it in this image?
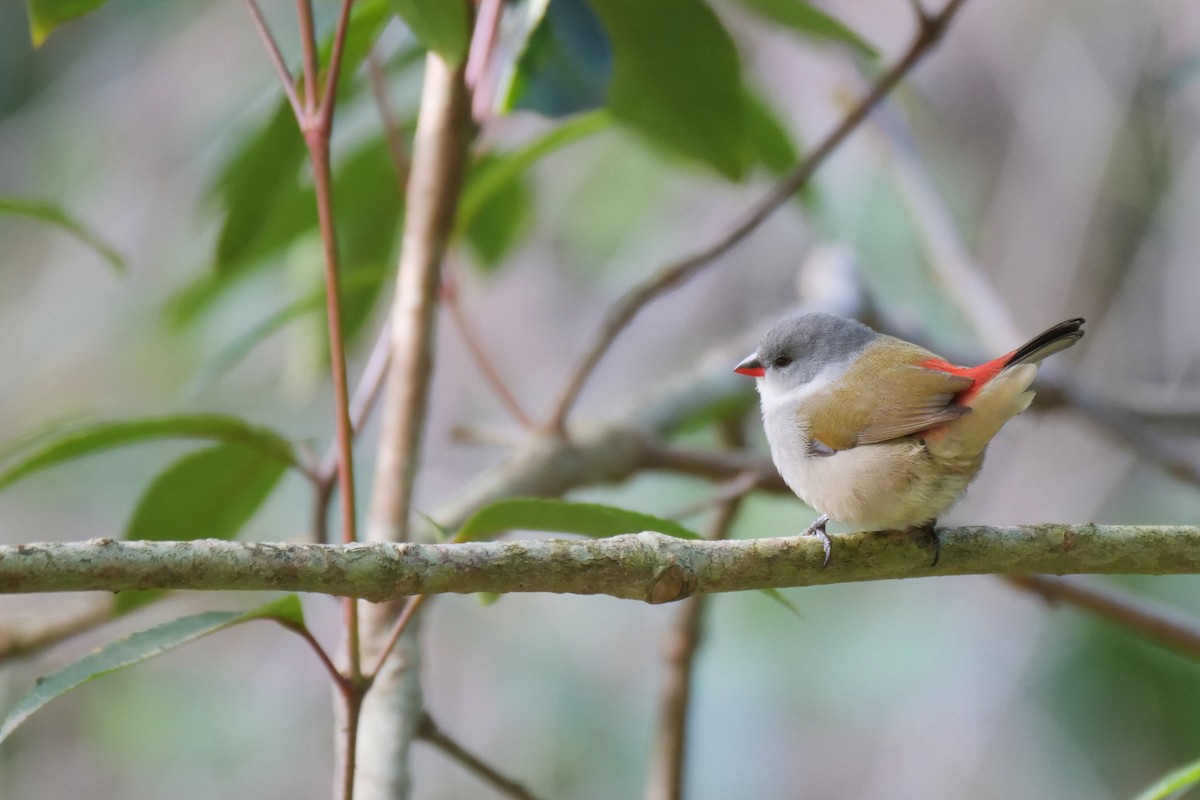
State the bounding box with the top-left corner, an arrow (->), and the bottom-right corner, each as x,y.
732,0 -> 877,58
0,195 -> 126,273
502,0 -> 612,117
391,0 -> 469,65
126,444 -> 285,542
456,112 -> 611,270
743,90 -> 798,175
190,293 -> 322,394
188,267 -> 390,393
458,110 -> 611,230
0,596 -> 305,745
116,444 -> 288,612
213,102 -> 308,277
758,587 -> 803,618
1133,756 -> 1200,800
462,158 -> 533,269
24,0 -> 108,47
0,415 -> 299,492
456,498 -> 698,543
587,0 -> 748,178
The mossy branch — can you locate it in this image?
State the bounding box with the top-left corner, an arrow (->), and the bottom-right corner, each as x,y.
1,525 -> 1195,604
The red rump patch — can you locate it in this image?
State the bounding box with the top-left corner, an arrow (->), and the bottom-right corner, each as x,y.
920,352 -> 1017,404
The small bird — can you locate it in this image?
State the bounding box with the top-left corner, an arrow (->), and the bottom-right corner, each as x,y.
735,313 -> 1085,565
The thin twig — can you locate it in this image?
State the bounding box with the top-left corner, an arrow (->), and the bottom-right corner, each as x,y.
295,0 -> 320,114
280,620 -> 347,686
642,444 -> 788,494
417,712 -> 544,800
338,684 -> 366,800
0,599 -> 113,662
647,420 -> 747,800
465,0 -> 505,122
320,0 -> 360,131
542,0 -> 970,434
1006,574 -> 1200,660
666,470 -> 762,521
306,112 -> 362,677
443,266 -> 535,427
243,0 -> 303,122
367,594 -> 427,680
367,50 -> 412,190
318,319 -> 394,493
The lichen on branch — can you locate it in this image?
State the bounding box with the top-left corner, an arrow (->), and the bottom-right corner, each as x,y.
2,525 -> 1197,603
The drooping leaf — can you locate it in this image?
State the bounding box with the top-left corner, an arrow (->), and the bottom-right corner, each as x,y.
188,267 -> 390,393
0,415 -> 299,492
24,0 -> 108,47
456,498 -> 698,542
456,111 -> 611,270
0,596 -> 305,745
1133,756 -> 1200,800
190,292 -> 323,394
391,0 -> 469,65
503,0 -> 612,117
115,444 -> 288,612
125,445 -> 286,543
743,90 -> 799,175
759,587 -> 803,618
462,165 -> 533,269
732,0 -> 877,58
0,195 -> 126,273
213,103 -> 308,276
458,110 -> 610,230
587,0 -> 748,178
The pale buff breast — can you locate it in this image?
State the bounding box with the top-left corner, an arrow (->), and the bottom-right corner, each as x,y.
782,436 -> 983,529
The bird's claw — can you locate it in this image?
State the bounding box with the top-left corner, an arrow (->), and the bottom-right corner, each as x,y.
801,514 -> 832,568
919,521 -> 941,567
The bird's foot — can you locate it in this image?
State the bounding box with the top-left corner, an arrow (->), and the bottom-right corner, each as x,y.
918,521 -> 941,567
801,514 -> 832,567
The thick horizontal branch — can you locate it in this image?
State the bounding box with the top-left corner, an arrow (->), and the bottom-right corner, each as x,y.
1,526 -> 1197,604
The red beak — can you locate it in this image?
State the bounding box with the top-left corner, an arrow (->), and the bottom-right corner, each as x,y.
734,353 -> 765,378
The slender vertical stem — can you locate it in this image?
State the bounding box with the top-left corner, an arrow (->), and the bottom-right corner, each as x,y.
307,135 -> 362,657
320,0 -> 360,130
646,420 -> 747,800
338,684 -> 366,800
295,0 -> 320,113
357,51 -> 475,800
367,55 -> 474,545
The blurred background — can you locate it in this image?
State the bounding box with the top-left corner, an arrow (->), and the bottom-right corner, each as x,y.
3,0 -> 1200,797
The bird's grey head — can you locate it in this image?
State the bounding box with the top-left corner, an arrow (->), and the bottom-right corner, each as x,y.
736,312 -> 877,396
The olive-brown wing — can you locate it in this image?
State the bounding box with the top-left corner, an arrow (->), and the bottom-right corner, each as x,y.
803,345 -> 974,450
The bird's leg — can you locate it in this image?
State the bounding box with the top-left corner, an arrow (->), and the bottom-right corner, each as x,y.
801,514 -> 832,567
919,520 -> 941,567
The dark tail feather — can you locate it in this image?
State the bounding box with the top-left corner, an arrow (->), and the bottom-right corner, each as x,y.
1005,318 -> 1086,367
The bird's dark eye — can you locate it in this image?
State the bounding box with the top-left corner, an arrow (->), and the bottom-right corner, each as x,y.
772,355 -> 793,369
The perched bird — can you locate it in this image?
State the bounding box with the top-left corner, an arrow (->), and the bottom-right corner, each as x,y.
735,313 -> 1085,565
